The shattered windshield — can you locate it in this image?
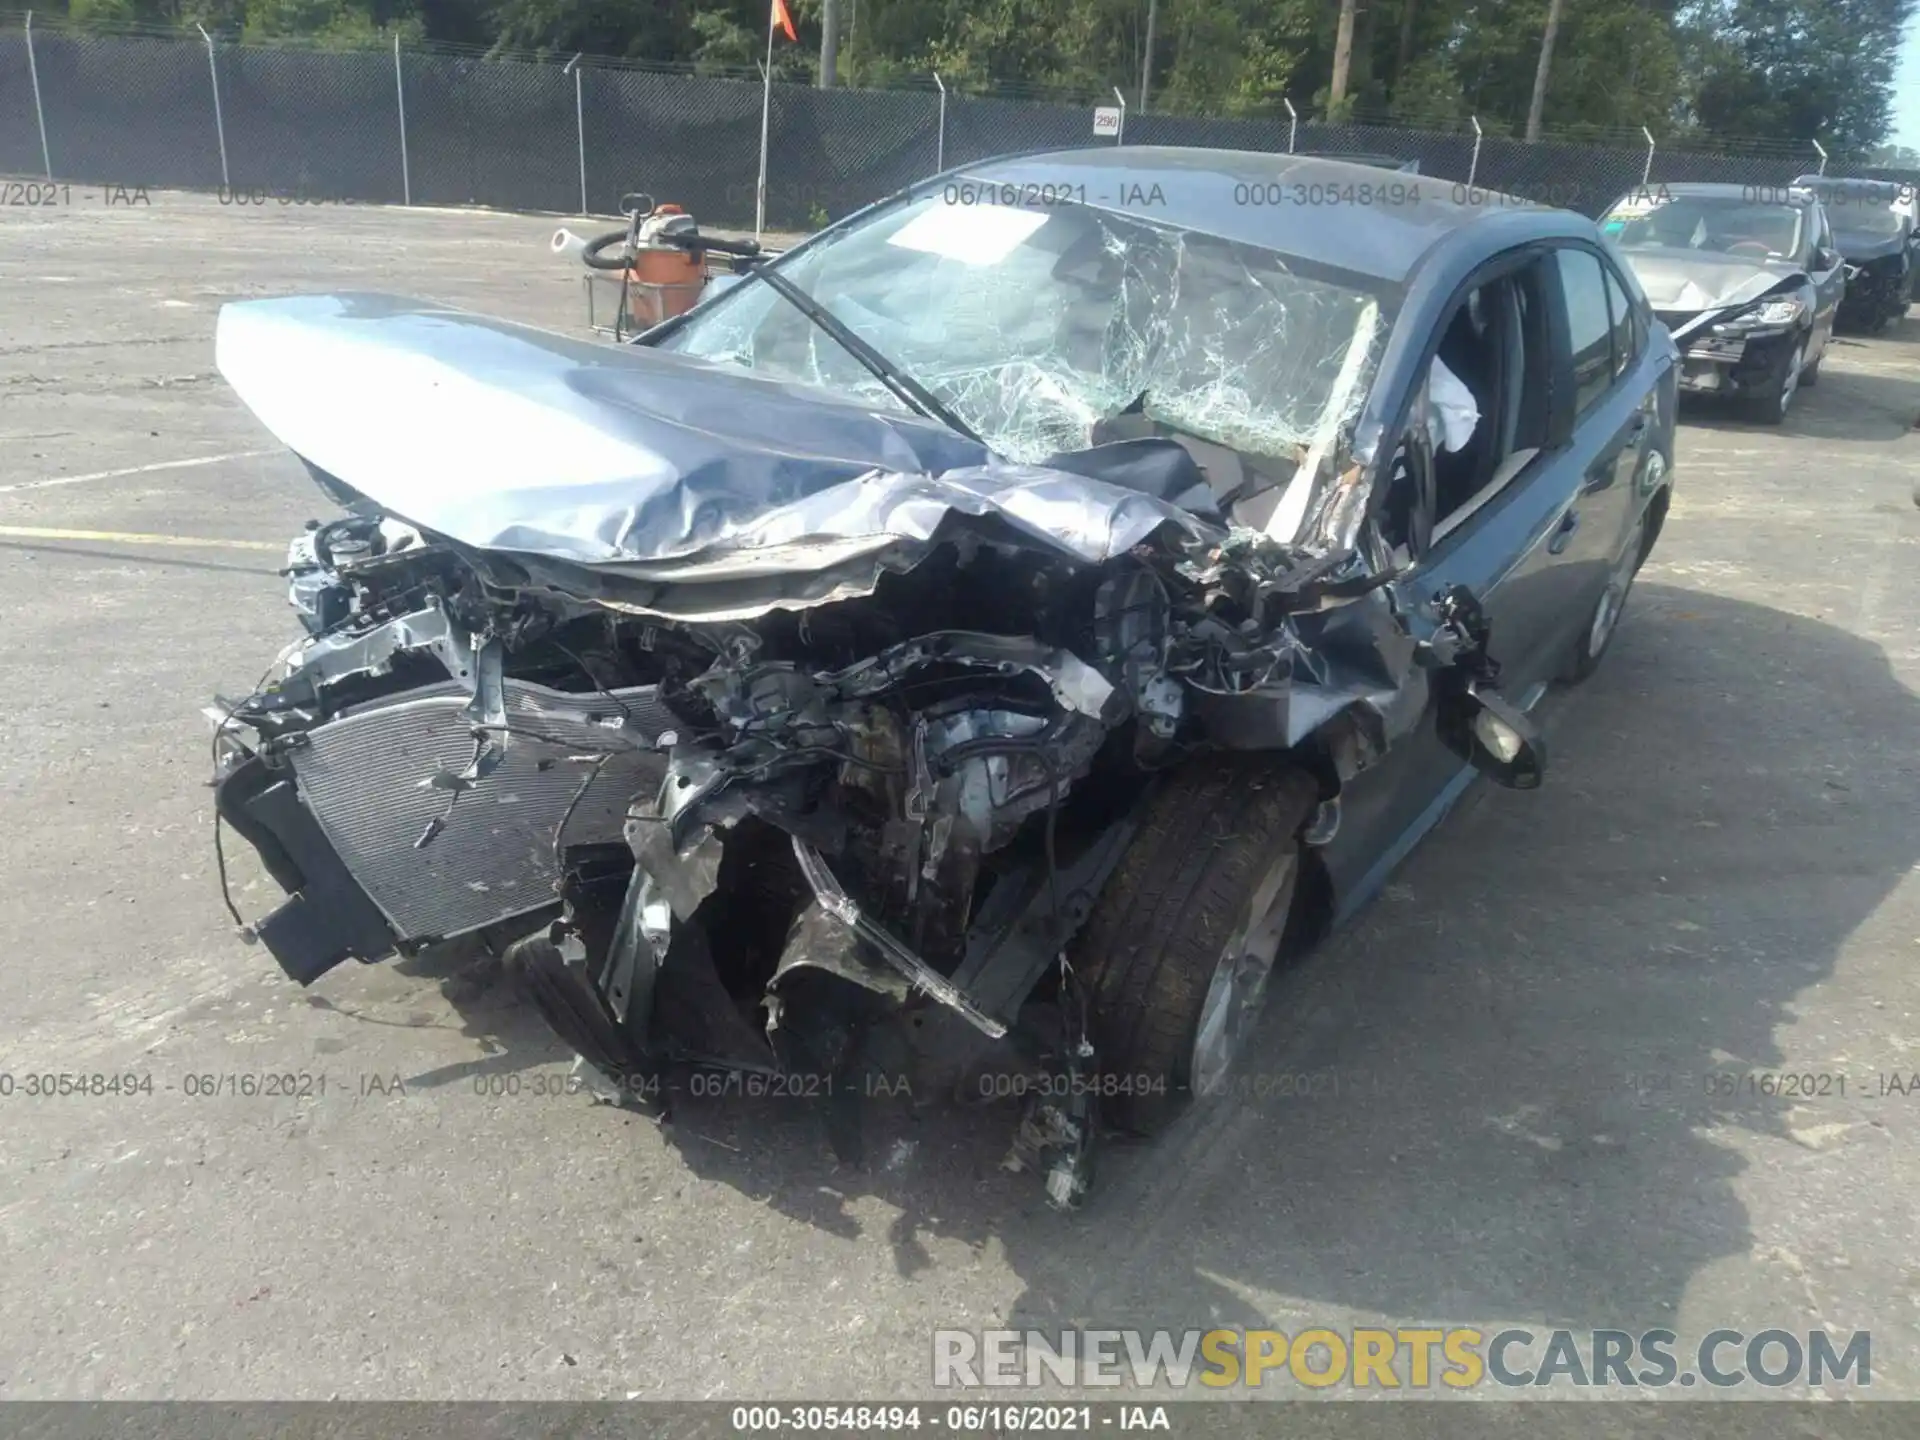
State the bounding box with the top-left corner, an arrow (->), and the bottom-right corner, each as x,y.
656,191 -> 1390,466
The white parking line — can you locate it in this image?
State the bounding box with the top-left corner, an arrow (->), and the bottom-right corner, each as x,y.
0,525 -> 280,551
0,450 -> 276,496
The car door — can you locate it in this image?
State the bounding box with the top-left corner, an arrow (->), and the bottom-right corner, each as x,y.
1319,247 -> 1594,919
1545,244 -> 1655,620
1805,203 -> 1845,357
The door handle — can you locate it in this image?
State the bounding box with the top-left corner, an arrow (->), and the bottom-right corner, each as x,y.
1548,508 -> 1581,554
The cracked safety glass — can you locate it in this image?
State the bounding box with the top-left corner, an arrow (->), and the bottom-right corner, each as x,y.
660,193 -> 1390,472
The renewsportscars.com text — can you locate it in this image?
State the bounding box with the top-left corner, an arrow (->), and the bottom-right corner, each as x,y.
932,1327 -> 1870,1390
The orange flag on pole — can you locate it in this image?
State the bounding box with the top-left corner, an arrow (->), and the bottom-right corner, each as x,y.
758,0 -> 796,239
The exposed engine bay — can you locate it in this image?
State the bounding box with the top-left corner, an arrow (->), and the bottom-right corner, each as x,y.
209,292 -> 1534,1207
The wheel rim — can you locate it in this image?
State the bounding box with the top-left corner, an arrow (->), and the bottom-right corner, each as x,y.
1778,342 -> 1804,416
1190,853 -> 1298,1098
1589,510 -> 1648,658
1589,506 -> 1651,660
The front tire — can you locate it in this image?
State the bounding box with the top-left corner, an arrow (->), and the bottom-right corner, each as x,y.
1743,337 -> 1805,424
1073,756 -> 1318,1135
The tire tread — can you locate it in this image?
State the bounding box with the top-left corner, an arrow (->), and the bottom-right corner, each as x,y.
1074,755 -> 1317,1132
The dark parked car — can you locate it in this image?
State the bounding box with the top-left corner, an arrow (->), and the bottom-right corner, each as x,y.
1793,174 -> 1918,333
1602,180 -> 1843,422
208,150 -> 1675,1205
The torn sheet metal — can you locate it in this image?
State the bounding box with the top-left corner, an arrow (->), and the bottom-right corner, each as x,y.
791,838 -> 1007,1038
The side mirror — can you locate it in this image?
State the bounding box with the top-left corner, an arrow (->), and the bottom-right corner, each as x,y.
1437,679 -> 1547,789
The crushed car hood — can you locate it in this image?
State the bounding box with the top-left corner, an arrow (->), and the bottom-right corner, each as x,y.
215,295 -> 1223,615
1625,248 -> 1802,313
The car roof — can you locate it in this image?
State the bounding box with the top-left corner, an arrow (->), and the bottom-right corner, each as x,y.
1294,150 -> 1421,172
1792,173 -> 1908,200
954,146 -> 1593,284
1643,180 -> 1817,208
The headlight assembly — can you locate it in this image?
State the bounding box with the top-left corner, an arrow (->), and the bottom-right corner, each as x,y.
1714,295 -> 1807,334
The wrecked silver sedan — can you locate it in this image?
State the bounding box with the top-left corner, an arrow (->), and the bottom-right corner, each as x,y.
209,150 -> 1676,1205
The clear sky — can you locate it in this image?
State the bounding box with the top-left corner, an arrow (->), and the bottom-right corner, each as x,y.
1896,12 -> 1920,151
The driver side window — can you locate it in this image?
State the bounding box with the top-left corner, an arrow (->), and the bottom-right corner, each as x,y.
1377,255 -> 1556,562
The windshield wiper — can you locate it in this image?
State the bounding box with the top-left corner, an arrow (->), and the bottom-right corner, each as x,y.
742,263 -> 985,445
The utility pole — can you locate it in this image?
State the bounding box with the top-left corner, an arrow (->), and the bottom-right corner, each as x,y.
1140,0 -> 1158,112
820,0 -> 839,86
1329,0 -> 1358,108
1525,0 -> 1563,142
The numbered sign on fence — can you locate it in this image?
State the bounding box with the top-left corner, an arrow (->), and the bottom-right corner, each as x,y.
1092,106 -> 1122,138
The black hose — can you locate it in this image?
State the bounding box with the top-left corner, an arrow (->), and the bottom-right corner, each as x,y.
581,228 -> 763,271
688,233 -> 763,258
580,229 -> 637,271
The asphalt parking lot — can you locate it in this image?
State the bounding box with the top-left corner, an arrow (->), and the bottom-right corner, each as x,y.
1,190 -> 1918,1407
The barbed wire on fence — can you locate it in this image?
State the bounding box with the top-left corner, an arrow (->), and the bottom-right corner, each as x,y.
0,10 -> 1912,232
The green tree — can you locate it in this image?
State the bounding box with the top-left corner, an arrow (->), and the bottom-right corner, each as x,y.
1439,0 -> 1683,136
1157,0 -> 1317,115
48,0 -> 1920,153
1680,0 -> 1919,153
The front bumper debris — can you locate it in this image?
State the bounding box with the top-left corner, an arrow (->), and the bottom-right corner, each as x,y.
1674,327 -> 1798,396
1838,258 -> 1913,326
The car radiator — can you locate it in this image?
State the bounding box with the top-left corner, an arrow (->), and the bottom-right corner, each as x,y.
285,678 -> 675,945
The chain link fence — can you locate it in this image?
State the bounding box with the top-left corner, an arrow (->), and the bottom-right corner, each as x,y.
2,18 -> 1914,231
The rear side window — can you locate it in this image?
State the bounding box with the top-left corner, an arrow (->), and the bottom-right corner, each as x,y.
1602,264 -> 1637,379
1552,248 -> 1614,416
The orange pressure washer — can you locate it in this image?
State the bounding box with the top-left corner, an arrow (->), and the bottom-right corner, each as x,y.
566,192 -> 770,340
